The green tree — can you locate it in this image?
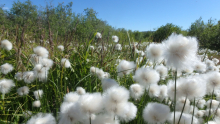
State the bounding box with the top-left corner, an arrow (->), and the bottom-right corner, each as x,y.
152,23 -> 182,42
188,17 -> 205,42
9,0 -> 38,26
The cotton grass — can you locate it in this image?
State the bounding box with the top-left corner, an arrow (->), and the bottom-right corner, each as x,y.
1,39 -> 13,51
143,102 -> 170,123
162,33 -> 198,71
1,63 -> 13,75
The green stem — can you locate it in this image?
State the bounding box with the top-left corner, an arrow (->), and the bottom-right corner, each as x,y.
207,89 -> 215,121
191,98 -> 196,124
2,94 -> 5,115
90,114 -> 92,124
60,66 -> 64,98
174,69 -> 177,124
178,96 -> 187,124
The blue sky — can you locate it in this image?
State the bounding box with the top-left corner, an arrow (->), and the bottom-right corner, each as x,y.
1,0 -> 220,31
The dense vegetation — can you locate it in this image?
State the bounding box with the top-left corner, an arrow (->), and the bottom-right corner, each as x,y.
1,0 -> 220,51
1,0 -> 220,124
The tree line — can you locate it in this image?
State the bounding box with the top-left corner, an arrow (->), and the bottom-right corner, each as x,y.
0,0 -> 220,51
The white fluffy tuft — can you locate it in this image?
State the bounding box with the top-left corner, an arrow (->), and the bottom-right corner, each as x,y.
63,92 -> 80,103
162,33 -> 198,70
117,60 -> 136,77
33,46 -> 49,58
17,86 -> 29,96
33,100 -> 41,107
57,45 -> 64,51
129,84 -> 144,100
143,102 -> 170,123
1,63 -> 13,75
134,67 -> 160,87
112,35 -> 119,43
0,79 -> 15,94
61,58 -> 71,68
27,113 -> 56,124
33,89 -> 43,100
1,39 -> 13,51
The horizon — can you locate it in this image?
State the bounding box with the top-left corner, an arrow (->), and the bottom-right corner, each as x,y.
1,0 -> 220,32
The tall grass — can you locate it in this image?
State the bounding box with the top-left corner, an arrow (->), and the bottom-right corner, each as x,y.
0,30 -> 220,124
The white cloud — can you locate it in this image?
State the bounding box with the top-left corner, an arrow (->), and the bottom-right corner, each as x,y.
2,7 -> 9,10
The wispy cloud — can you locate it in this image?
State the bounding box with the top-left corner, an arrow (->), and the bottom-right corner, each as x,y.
2,7 -> 9,10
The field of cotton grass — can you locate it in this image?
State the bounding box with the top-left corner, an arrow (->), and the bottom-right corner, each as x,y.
1,32 -> 220,124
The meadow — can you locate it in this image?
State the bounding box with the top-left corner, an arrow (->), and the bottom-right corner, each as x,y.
1,31 -> 220,124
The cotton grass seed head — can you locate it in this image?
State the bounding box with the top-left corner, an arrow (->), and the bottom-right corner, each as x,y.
195,110 -> 205,118
145,43 -> 164,62
162,33 -> 198,70
90,66 -> 99,74
33,64 -> 47,74
27,113 -> 56,124
196,99 -> 206,109
57,45 -> 64,51
59,102 -> 83,124
76,87 -> 86,95
17,86 -> 29,96
115,44 -> 122,51
134,67 -> 160,87
95,68 -> 106,80
63,92 -> 79,103
30,54 -> 43,65
206,59 -> 215,67
194,62 -> 206,73
104,101 -> 129,117
1,63 -> 13,75
178,77 -> 206,100
157,85 -> 168,101
15,72 -> 23,81
155,65 -> 168,80
120,102 -> 137,122
112,35 -> 119,43
212,58 -> 219,65
78,93 -> 103,114
117,60 -> 136,77
103,86 -> 129,104
33,100 -> 41,107
143,102 -> 170,123
33,46 -> 49,58
96,32 -> 102,39
129,84 -> 144,100
148,84 -> 160,98
40,58 -> 53,69
33,64 -> 48,82
206,99 -> 219,109
1,39 -> 12,51
206,72 -> 220,93
89,45 -> 94,50
61,58 -> 71,68
34,89 -> 43,100
23,71 -> 36,84
0,79 -> 15,94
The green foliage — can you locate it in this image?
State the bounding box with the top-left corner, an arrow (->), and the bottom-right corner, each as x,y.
0,0 -> 131,46
188,17 -> 205,42
188,17 -> 220,51
152,23 -> 182,42
8,0 -> 38,30
132,31 -> 143,41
